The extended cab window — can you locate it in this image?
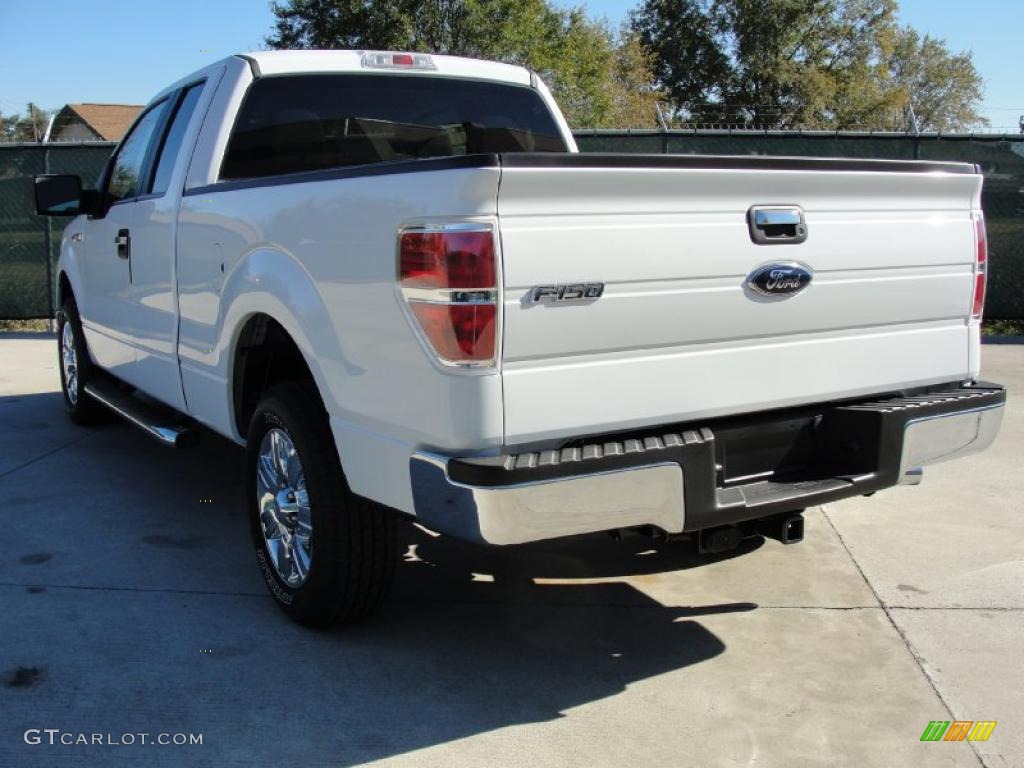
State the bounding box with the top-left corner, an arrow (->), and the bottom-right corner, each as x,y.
221,74 -> 568,180
151,83 -> 205,196
106,101 -> 169,202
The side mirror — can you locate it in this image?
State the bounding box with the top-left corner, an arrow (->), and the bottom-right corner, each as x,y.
34,174 -> 96,217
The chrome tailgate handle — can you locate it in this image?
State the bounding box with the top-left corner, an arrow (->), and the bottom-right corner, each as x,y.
748,206 -> 807,245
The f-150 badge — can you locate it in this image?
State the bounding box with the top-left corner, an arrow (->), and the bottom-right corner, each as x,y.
529,283 -> 605,303
746,263 -> 812,297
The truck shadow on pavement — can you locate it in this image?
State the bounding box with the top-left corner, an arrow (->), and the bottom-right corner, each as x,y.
1,397 -> 759,765
322,525 -> 759,763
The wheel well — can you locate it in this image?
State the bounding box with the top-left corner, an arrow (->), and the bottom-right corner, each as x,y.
57,272 -> 72,308
232,315 -> 316,436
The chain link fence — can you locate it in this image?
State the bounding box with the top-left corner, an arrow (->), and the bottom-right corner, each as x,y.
0,144 -> 112,319
2,132 -> 1022,319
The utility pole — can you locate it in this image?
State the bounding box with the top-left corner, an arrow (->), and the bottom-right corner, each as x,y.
655,103 -> 669,154
42,112 -> 55,144
906,103 -> 920,135
655,102 -> 668,131
907,103 -> 921,161
26,103 -> 40,142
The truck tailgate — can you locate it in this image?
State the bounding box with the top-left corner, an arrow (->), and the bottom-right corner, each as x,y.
496,154 -> 982,445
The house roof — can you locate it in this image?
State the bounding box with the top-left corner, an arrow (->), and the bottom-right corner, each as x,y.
58,103 -> 144,141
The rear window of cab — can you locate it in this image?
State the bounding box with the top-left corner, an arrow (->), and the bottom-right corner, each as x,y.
221,73 -> 568,180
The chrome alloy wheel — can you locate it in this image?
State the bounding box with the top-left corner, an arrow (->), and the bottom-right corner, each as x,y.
256,428 -> 312,586
61,320 -> 79,405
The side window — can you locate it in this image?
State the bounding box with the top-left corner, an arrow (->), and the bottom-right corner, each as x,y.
106,101 -> 168,203
151,84 -> 204,196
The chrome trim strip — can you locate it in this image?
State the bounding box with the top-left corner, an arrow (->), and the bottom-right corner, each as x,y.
411,452 -> 685,545
401,287 -> 496,304
399,222 -> 496,234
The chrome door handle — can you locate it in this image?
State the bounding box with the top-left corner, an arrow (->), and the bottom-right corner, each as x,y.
748,206 -> 807,245
115,229 -> 131,259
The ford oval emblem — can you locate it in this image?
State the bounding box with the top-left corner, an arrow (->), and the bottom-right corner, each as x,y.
746,262 -> 813,298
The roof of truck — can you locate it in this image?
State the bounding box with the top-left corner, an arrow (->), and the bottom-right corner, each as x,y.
235,50 -> 533,87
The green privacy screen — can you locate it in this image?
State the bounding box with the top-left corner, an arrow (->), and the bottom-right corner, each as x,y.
0,144 -> 112,319
1,134 -> 1021,319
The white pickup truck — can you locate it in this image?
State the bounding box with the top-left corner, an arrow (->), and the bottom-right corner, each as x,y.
35,50 -> 1005,627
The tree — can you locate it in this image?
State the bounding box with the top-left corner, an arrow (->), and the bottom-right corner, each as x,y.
718,0 -> 899,128
632,0 -> 900,127
885,28 -> 987,132
630,0 -> 731,123
268,0 -> 459,51
265,0 -> 662,127
603,29 -> 666,128
631,0 -> 987,131
0,103 -> 50,143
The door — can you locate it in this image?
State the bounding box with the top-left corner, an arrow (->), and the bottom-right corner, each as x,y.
129,82 -> 207,410
79,100 -> 170,379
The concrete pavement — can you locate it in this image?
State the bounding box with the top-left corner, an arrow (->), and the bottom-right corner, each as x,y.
0,334 -> 1019,767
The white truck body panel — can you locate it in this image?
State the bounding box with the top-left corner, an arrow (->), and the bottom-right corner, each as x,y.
175,167 -> 504,451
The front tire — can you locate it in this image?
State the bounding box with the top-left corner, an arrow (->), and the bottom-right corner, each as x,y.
246,382 -> 398,627
57,297 -> 105,425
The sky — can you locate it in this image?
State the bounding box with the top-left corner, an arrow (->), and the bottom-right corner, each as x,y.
1,0 -> 1020,131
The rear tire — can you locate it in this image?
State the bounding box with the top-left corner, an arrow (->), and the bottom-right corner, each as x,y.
57,296 -> 105,425
246,381 -> 398,627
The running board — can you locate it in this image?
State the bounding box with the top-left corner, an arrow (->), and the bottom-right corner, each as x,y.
83,379 -> 196,448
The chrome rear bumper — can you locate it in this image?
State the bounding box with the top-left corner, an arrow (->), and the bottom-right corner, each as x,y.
410,382 -> 1005,546
411,458 -> 685,546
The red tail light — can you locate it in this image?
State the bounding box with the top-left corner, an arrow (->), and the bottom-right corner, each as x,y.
399,225 -> 498,366
400,231 -> 495,288
408,303 -> 496,361
972,212 -> 987,320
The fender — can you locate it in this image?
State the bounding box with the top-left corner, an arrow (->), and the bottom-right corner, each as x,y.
183,246 -> 348,444
55,220 -> 87,312
56,225 -> 114,373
